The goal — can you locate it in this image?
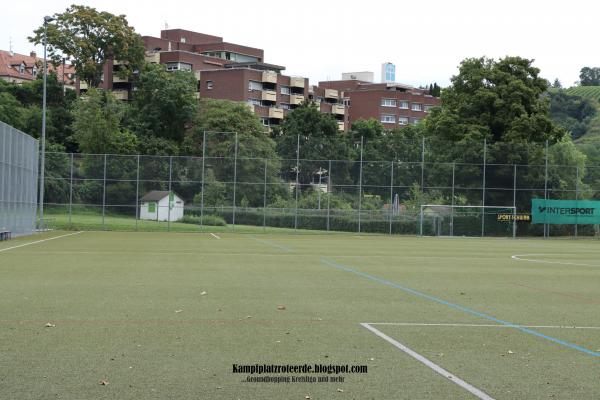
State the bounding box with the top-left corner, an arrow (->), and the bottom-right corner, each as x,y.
419,205 -> 517,238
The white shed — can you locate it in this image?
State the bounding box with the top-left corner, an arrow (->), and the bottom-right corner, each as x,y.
139,191 -> 184,222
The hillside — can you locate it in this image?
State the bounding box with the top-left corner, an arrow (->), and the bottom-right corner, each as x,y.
565,86 -> 600,102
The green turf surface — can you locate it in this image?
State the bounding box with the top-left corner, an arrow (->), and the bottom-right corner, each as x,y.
1,231 -> 599,399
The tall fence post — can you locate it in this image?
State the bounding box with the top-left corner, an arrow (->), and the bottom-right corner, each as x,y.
232,132 -> 238,231
389,161 -> 394,235
575,164 -> 579,238
135,154 -> 140,231
102,153 -> 107,230
263,158 -> 268,232
68,152 -> 73,225
294,134 -> 300,231
512,164 -> 517,239
200,131 -> 206,231
358,135 -> 364,234
327,159 -> 332,232
451,161 -> 455,236
544,140 -> 549,239
420,137 -> 425,194
481,138 -> 487,237
167,155 -> 172,232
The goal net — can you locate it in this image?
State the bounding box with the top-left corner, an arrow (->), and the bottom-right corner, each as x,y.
419,205 -> 517,238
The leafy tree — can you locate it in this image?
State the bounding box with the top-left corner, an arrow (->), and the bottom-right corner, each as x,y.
130,63 -> 197,143
548,90 -> 596,139
71,88 -> 137,154
424,56 -> 566,146
428,82 -> 441,97
552,78 -> 562,88
0,92 -> 26,129
579,67 -> 600,86
30,4 -> 144,87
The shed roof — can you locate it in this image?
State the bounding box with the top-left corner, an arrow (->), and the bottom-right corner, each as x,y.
140,191 -> 173,202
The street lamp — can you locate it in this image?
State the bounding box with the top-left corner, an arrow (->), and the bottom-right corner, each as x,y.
315,167 -> 328,210
38,15 -> 54,231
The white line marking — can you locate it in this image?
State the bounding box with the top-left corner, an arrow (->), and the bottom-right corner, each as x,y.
366,322 -> 600,330
361,323 -> 495,400
0,231 -> 83,253
210,233 -> 221,239
511,254 -> 600,267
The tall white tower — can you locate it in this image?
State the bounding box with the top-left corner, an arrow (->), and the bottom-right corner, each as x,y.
381,62 -> 395,83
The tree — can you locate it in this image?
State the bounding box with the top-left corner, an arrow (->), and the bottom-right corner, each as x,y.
130,63 -> 198,143
71,88 -> 137,154
548,90 -> 596,139
552,78 -> 562,88
579,67 -> 600,86
30,5 -> 144,87
424,56 -> 566,146
428,82 -> 441,97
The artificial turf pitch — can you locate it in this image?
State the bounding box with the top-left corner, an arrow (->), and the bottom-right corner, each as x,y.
0,231 -> 599,399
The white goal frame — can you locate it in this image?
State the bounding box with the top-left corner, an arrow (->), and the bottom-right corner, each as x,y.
419,204 -> 517,238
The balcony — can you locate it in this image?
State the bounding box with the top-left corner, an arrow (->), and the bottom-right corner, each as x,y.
332,104 -> 345,115
269,107 -> 284,119
261,90 -> 277,102
112,75 -> 128,83
338,122 -> 345,131
290,94 -> 304,105
112,90 -> 129,100
290,76 -> 305,88
262,71 -> 278,84
324,88 -> 338,99
145,52 -> 160,64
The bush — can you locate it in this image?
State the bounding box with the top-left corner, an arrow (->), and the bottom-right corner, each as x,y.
179,214 -> 227,226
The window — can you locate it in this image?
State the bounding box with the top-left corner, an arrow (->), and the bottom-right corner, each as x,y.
248,80 -> 262,91
280,103 -> 291,110
32,67 -> 37,77
19,63 -> 25,74
180,37 -> 187,43
166,62 -> 192,71
206,80 -> 213,90
380,114 -> 396,124
343,98 -> 350,106
411,103 -> 422,111
398,101 -> 409,109
424,104 -> 434,112
411,118 -> 420,125
280,86 -> 291,95
247,98 -> 261,106
398,117 -> 409,126
381,98 -> 396,107
260,117 -> 270,126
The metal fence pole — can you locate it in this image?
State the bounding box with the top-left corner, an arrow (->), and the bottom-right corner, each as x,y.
513,164 -> 517,239
389,161 -> 394,235
451,162 -> 455,237
167,155 -> 172,232
358,135 -> 364,234
263,158 -> 267,232
481,138 -> 487,237
135,155 -> 140,231
420,137 -> 425,193
575,164 -> 579,238
544,140 -> 549,238
68,152 -> 73,225
232,132 -> 238,231
200,131 -> 206,231
327,159 -> 332,232
294,134 -> 300,231
102,153 -> 107,230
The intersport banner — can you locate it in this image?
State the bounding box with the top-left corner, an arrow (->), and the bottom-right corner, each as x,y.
531,199 -> 600,224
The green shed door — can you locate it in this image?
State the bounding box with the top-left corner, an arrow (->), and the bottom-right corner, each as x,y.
148,202 -> 156,213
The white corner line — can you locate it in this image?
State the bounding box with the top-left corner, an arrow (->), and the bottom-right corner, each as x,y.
360,323 -> 496,400
511,254 -> 599,267
0,231 -> 84,253
210,233 -> 221,239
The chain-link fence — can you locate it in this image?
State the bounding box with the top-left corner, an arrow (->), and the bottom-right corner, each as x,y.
0,121 -> 39,237
42,132 -> 600,237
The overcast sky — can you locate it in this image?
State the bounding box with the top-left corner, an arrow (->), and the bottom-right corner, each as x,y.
3,0 -> 598,87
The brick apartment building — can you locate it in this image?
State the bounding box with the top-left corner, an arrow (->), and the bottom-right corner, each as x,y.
316,80 -> 440,129
0,49 -> 76,88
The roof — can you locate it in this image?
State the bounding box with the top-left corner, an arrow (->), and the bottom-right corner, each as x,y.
140,191 -> 173,202
0,49 -> 76,84
224,61 -> 285,72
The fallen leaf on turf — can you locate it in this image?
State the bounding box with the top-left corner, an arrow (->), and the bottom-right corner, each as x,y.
305,395 -> 311,399
337,388 -> 344,392
201,291 -> 207,296
277,305 -> 286,310
317,318 -> 322,321
245,315 -> 252,319
45,323 -> 55,328
175,309 -> 183,313
216,386 -> 223,389
275,340 -> 281,343
99,379 -> 109,386
508,350 -> 514,354
369,358 -> 375,361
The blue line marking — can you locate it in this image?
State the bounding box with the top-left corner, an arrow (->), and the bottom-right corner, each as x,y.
321,258 -> 600,358
249,236 -> 294,252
